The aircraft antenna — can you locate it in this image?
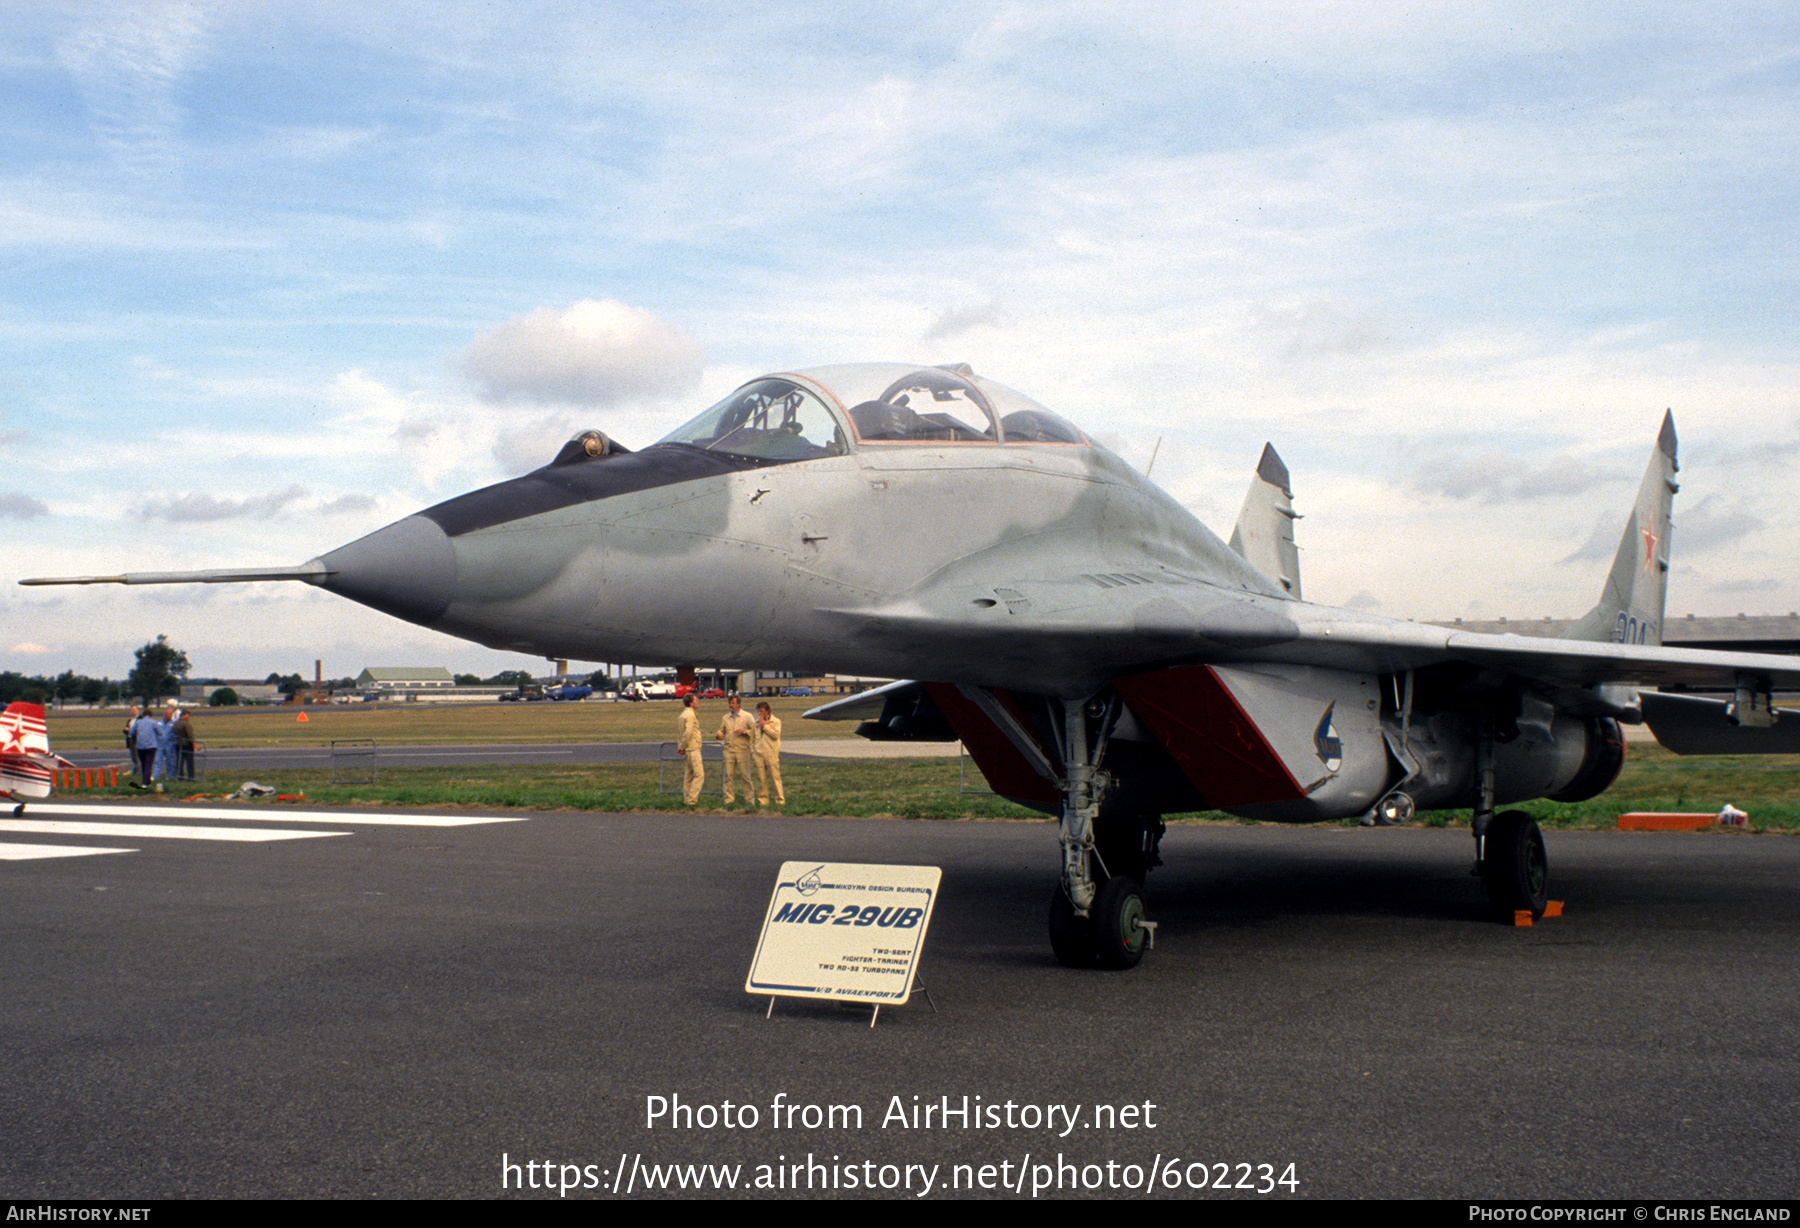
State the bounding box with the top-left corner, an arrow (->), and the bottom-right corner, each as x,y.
1144,436 -> 1162,479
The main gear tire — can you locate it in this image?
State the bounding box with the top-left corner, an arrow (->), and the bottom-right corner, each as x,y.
1482,809 -> 1548,921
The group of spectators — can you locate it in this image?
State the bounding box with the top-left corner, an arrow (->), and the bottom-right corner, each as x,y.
676,693 -> 783,808
124,703 -> 197,790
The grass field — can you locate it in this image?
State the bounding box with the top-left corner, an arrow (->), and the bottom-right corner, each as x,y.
45,700 -> 1800,829
46,694 -> 856,749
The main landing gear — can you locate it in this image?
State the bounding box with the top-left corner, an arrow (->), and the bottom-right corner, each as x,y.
1048,695 -> 1160,970
1469,707 -> 1549,920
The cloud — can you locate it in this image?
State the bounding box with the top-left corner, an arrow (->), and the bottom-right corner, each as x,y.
1248,302 -> 1386,359
315,494 -> 380,516
0,492 -> 49,519
1414,452 -> 1602,503
459,300 -> 705,408
1676,494 -> 1762,553
922,302 -> 1005,343
55,4 -> 211,180
144,485 -> 309,522
491,413 -> 588,478
1559,516 -> 1621,565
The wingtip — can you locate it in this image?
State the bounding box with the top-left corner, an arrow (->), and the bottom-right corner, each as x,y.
1658,410 -> 1677,463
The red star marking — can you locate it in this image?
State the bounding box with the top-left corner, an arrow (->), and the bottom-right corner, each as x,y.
1641,524 -> 1658,569
0,719 -> 23,755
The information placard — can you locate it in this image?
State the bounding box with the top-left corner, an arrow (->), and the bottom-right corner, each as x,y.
745,862 -> 941,1005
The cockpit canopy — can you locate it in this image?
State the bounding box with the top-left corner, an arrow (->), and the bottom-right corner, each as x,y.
656,377 -> 848,461
654,363 -> 1086,463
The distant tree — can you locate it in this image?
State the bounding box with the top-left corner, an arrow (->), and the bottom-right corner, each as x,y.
486,670 -> 535,686
80,677 -> 107,706
454,673 -> 482,687
208,687 -> 240,707
0,672 -> 51,705
264,672 -> 306,694
128,636 -> 191,701
586,670 -> 615,690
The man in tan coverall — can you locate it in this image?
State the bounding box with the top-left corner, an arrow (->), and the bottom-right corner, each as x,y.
754,701 -> 784,807
715,694 -> 757,806
677,693 -> 704,805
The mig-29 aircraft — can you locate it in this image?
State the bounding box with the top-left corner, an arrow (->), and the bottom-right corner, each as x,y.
26,364 -> 1800,968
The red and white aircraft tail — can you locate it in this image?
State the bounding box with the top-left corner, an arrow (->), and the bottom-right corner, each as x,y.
1,701 -> 74,809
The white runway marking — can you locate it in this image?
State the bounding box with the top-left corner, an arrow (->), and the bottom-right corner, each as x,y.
0,818 -> 346,842
25,802 -> 525,827
4,801 -> 524,862
0,842 -> 134,860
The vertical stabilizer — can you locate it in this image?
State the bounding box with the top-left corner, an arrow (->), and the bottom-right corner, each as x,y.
1561,412 -> 1678,646
0,701 -> 55,801
1228,443 -> 1303,598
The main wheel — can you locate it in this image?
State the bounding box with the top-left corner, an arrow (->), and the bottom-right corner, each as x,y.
1094,875 -> 1149,970
1048,885 -> 1098,968
1483,810 -> 1548,920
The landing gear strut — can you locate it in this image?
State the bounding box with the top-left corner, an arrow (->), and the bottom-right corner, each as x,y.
1049,695 -> 1158,969
1469,704 -> 1549,920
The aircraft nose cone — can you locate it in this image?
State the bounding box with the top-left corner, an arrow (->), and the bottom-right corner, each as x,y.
314,514 -> 457,627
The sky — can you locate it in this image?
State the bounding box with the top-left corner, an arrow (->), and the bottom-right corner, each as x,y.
3,1 -> 1799,682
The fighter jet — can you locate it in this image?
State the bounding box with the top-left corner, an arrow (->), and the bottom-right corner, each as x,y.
26,363 -> 1800,967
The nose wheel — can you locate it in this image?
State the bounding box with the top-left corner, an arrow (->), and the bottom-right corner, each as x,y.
1049,875 -> 1154,970
1094,875 -> 1152,969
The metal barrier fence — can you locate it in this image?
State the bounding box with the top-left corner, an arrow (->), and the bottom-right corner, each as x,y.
657,741 -> 724,796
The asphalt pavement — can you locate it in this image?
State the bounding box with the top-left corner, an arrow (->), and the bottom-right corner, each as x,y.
3,801 -> 1796,1199
59,738 -> 958,775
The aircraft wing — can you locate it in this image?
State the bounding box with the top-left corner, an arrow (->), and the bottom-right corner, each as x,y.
813,579 -> 1800,717
804,680 -> 920,723
1275,613 -> 1800,691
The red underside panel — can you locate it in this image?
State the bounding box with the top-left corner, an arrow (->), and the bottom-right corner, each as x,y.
923,683 -> 1061,809
1111,666 -> 1305,808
